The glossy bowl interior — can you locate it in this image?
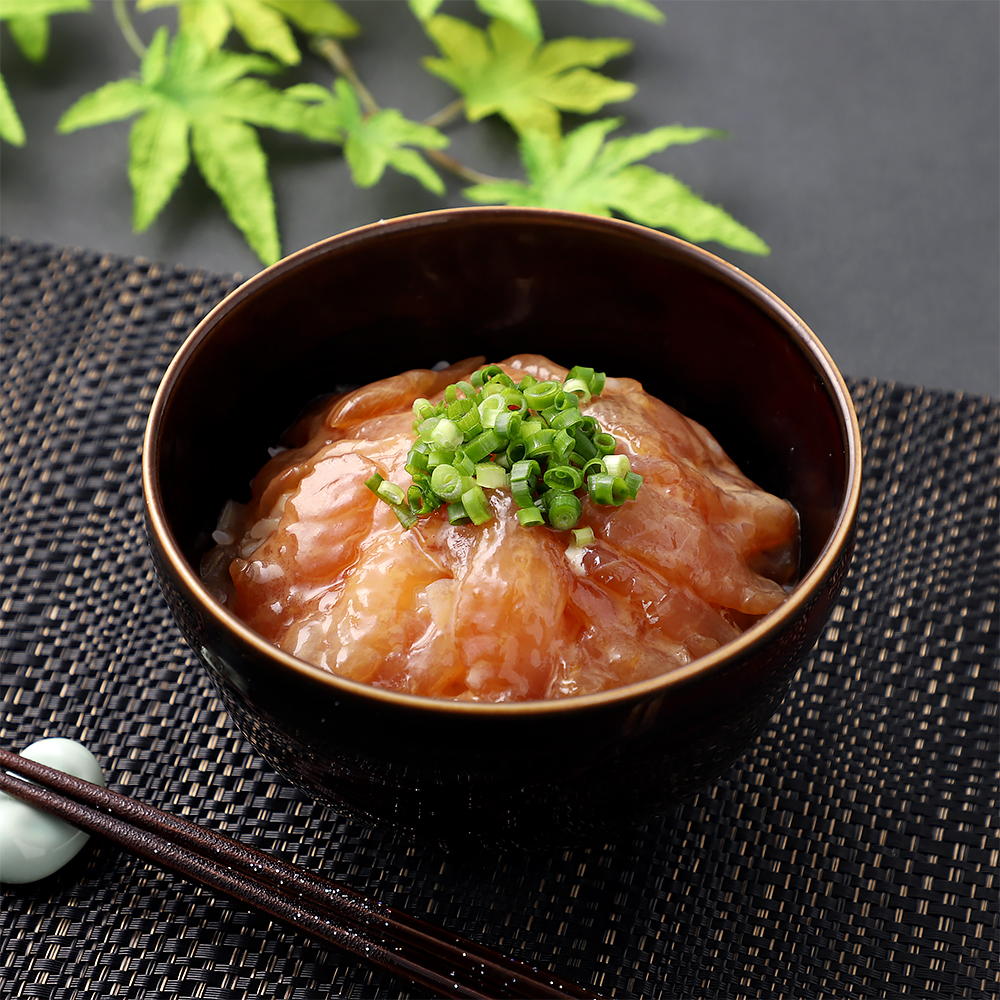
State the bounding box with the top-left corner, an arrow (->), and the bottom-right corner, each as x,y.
143,208 -> 861,849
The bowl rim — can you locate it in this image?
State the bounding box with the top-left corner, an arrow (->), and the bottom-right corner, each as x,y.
142,206 -> 863,717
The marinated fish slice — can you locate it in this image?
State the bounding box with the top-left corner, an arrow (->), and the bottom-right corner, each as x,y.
449,494 -> 574,701
587,462 -> 792,616
323,358 -> 484,434
289,512 -> 453,690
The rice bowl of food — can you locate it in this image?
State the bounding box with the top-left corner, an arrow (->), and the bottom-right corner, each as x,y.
143,207 -> 861,849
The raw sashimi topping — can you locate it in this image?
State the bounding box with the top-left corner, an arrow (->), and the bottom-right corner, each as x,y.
202,355 -> 800,702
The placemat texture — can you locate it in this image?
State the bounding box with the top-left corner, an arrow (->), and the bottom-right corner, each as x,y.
2,236 -> 997,1000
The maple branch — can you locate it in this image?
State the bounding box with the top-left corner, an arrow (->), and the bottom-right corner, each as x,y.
423,149 -> 503,186
313,37 -> 380,116
112,0 -> 146,60
311,36 -> 503,188
422,99 -> 466,131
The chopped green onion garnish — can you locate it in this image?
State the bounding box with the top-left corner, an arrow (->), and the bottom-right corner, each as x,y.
475,463 -> 509,490
593,432 -> 617,456
521,382 -> 559,409
452,450 -> 475,477
429,418 -> 463,451
572,427 -> 599,462
417,415 -> 441,438
431,463 -> 465,501
562,377 -> 591,403
517,506 -> 545,527
494,408 -> 522,441
412,397 -> 435,420
461,484 -> 492,525
447,501 -> 471,525
378,481 -> 405,505
366,363 -> 641,532
524,427 -> 557,458
465,427 -> 503,463
502,388 -> 525,411
543,465 -> 584,491
506,439 -> 526,464
510,478 -> 536,509
478,394 -> 506,427
426,446 -> 449,469
546,490 -> 583,530
548,408 -> 584,431
408,484 -> 440,515
603,454 -> 631,479
510,458 -> 541,482
447,396 -> 475,419
391,503 -> 418,529
487,369 -> 515,389
405,445 -> 429,474
552,429 -> 575,464
587,473 -> 630,506
455,408 -> 483,438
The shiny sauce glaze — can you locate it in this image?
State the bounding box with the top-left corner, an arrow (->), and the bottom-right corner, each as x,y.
202,355 -> 799,701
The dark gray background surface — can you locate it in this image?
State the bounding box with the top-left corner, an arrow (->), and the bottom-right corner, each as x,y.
2,0 -> 997,395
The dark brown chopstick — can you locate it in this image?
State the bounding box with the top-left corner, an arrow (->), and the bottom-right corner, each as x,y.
0,749 -> 601,999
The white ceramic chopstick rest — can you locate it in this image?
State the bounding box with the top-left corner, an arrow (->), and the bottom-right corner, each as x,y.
0,738 -> 106,884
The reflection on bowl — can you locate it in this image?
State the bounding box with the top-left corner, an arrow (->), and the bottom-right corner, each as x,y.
143,207 -> 861,850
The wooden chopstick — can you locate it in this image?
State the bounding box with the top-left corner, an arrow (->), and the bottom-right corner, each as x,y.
0,749 -> 601,999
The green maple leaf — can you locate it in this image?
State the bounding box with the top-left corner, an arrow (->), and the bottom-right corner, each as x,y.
579,0 -> 665,24
0,0 -> 91,63
0,71 -> 25,145
422,14 -> 635,137
464,118 -> 770,255
56,27 -> 320,265
287,78 -> 448,194
410,0 -> 542,44
137,0 -> 359,66
0,0 -> 91,145
410,0 -> 663,37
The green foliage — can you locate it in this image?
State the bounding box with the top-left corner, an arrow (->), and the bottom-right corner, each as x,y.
1,0 -> 91,61
0,0 -> 91,144
465,118 -> 770,255
58,27 -> 315,264
578,0 -> 665,25
289,79 -> 449,193
422,15 -> 634,137
410,0 -> 543,43
2,0 -> 771,266
136,0 -> 359,65
0,72 -> 25,146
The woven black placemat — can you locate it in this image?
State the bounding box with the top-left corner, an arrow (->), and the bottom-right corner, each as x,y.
2,235 -> 997,1000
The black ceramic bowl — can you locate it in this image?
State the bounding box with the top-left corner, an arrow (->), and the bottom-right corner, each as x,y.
143,208 -> 861,850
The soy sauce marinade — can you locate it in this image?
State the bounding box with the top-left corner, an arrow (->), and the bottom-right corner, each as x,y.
202,355 -> 799,701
